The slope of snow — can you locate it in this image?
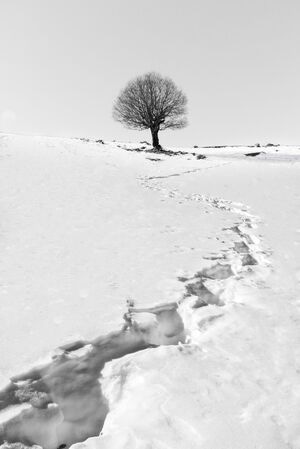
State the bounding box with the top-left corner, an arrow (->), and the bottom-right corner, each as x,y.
0,135 -> 232,377
0,134 -> 299,448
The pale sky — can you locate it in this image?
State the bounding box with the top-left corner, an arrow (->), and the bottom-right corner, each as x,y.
1,0 -> 299,146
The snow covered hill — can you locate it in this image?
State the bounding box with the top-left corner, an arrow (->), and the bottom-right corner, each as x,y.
0,134 -> 299,448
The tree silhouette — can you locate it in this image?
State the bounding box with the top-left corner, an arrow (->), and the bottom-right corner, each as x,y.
113,72 -> 188,149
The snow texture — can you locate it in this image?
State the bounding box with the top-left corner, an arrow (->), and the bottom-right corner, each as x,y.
0,134 -> 299,448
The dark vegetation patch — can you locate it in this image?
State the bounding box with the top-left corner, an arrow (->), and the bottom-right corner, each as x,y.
114,145 -> 208,159
146,158 -> 163,162
77,137 -> 91,143
245,151 -> 263,157
118,146 -> 192,157
75,138 -> 105,144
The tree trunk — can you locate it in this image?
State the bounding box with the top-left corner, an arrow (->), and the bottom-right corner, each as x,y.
151,128 -> 161,149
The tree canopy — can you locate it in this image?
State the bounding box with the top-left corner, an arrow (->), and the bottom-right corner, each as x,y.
113,72 -> 188,148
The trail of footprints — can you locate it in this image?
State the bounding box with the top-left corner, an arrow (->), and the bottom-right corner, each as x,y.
139,176 -> 272,333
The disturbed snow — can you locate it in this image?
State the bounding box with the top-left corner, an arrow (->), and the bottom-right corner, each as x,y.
0,135 -> 299,448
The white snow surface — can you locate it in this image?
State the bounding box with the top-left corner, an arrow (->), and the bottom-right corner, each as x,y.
0,134 -> 300,448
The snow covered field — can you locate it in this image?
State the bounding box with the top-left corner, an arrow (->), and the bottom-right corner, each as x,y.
0,134 -> 299,448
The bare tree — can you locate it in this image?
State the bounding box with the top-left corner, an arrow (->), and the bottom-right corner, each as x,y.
113,72 -> 188,149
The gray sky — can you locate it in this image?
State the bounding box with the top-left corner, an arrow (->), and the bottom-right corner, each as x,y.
1,0 -> 299,146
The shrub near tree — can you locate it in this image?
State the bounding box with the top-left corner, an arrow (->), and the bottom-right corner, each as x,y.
113,72 -> 188,149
